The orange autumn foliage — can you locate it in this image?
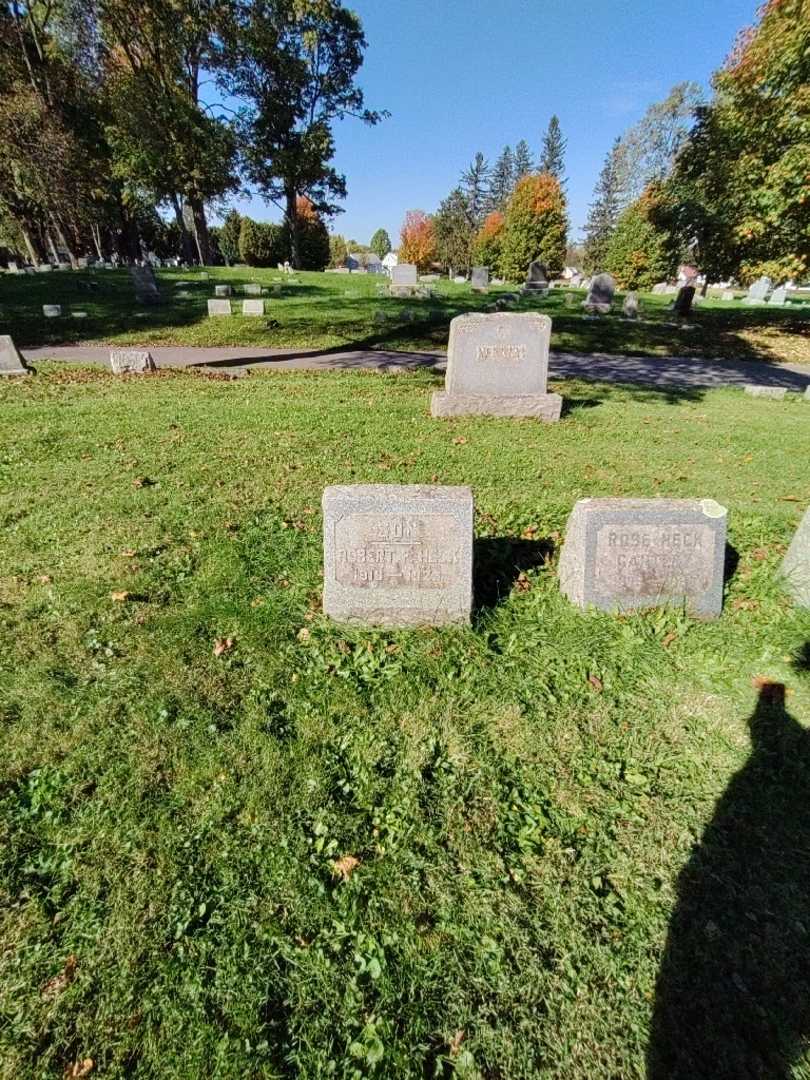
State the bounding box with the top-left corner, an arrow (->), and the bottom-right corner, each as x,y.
399,210 -> 437,270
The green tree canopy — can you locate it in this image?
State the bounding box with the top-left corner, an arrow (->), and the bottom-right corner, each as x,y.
500,172 -> 567,281
369,228 -> 391,258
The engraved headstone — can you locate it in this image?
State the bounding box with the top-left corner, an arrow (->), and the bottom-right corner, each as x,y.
242,299 -> 265,316
558,497 -> 728,618
207,299 -> 231,316
782,508 -> 810,607
746,275 -> 771,302
128,265 -> 160,305
524,260 -> 548,292
42,305 -> 61,318
672,285 -> 696,318
243,283 -> 262,296
322,484 -> 473,626
769,285 -> 787,306
0,335 -> 31,376
623,292 -> 640,319
431,312 -> 562,420
7,261 -> 19,274
110,349 -> 157,375
215,284 -> 232,297
391,264 -> 418,286
583,273 -> 615,314
471,266 -> 490,292
744,385 -> 787,399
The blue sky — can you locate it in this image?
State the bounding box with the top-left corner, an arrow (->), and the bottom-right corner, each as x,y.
232,0 -> 759,245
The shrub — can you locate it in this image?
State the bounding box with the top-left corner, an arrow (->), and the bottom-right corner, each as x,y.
238,217 -> 289,267
604,187 -> 677,290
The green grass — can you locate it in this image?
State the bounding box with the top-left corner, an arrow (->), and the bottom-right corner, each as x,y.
1,365 -> 810,1078
2,267 -> 809,363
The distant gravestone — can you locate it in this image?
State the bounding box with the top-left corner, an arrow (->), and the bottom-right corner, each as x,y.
392,264 -> 418,286
652,282 -> 668,295
77,257 -> 88,269
129,265 -> 160,305
782,508 -> 810,607
672,286 -> 696,318
744,385 -> 787,399
322,484 -> 473,627
0,335 -> 31,376
769,285 -> 788,306
524,260 -> 548,292
559,497 -> 728,618
207,299 -> 231,317
243,283 -> 262,296
199,272 -> 209,281
110,349 -> 156,375
215,285 -> 232,297
431,312 -> 561,420
42,305 -> 61,318
7,261 -> 19,274
242,299 -> 264,316
746,276 -> 771,302
623,292 -> 640,319
721,290 -> 735,301
564,292 -> 577,308
471,266 -> 490,292
583,273 -> 615,314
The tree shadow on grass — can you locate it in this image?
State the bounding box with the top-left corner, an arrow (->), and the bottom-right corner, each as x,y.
473,536 -> 555,614
648,654 -> 810,1079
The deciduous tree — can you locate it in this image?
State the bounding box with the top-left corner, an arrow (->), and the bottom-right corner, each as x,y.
399,209 -> 436,271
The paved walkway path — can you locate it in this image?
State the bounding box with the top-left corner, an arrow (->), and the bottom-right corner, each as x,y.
20,344 -> 810,392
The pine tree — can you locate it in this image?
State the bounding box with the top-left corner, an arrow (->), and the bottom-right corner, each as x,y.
460,152 -> 490,229
582,138 -> 626,273
500,173 -> 568,280
488,146 -> 515,212
513,140 -> 534,181
433,188 -> 475,273
540,115 -> 567,186
369,228 -> 391,258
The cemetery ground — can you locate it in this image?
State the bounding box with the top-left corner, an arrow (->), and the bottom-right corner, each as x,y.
2,267 -> 809,365
2,364 -> 810,1078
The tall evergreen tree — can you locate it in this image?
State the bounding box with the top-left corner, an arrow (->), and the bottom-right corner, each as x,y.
433,187 -> 474,273
369,228 -> 391,257
488,146 -> 514,212
582,137 -> 626,273
513,140 -> 534,181
460,152 -> 490,229
540,115 -> 567,186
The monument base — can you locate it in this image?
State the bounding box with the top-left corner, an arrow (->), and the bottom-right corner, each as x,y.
431,391 -> 562,421
0,368 -> 30,377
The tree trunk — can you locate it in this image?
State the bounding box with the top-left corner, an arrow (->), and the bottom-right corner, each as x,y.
91,222 -> 104,260
45,229 -> 59,265
20,224 -> 41,267
53,217 -> 78,269
171,194 -> 196,264
286,187 -> 300,269
188,196 -> 211,266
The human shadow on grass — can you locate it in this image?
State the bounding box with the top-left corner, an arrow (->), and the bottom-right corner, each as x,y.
648,656 -> 810,1080
473,536 -> 555,614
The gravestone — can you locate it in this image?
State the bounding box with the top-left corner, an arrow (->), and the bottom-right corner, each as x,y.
242,299 -> 265,316
243,283 -> 262,296
744,385 -> 787,399
7,261 -> 19,274
721,290 -> 735,301
128,265 -> 160,305
782,509 -> 810,607
652,282 -> 668,295
746,276 -> 771,302
77,257 -> 88,269
471,266 -> 490,292
110,349 -> 156,375
215,285 -> 232,297
564,292 -> 577,308
392,264 -> 418,286
769,285 -> 788,306
582,273 -> 615,314
322,484 -> 473,627
524,260 -> 548,293
623,292 -> 640,319
672,285 -> 696,318
199,272 -> 209,281
559,498 -> 728,618
207,299 -> 231,316
42,305 -> 61,318
71,311 -> 87,319
431,312 -> 562,420
0,335 -> 31,376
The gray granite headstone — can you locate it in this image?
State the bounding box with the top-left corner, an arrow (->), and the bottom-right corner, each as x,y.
781,508 -> 810,607
322,484 -> 473,626
471,266 -> 490,292
652,282 -> 668,295
110,349 -> 156,375
207,299 -> 231,316
721,290 -> 735,301
431,312 -> 561,420
744,385 -> 787,399
128,265 -> 160,305
243,283 -> 262,296
7,261 -> 19,274
391,264 -> 418,287
769,285 -> 787,305
242,299 -> 265,316
215,285 -> 232,297
559,497 -> 728,618
623,292 -> 640,318
526,260 -> 548,287
0,335 -> 31,376
746,276 -> 771,302
42,305 -> 61,318
583,273 -> 615,314
672,285 -> 696,318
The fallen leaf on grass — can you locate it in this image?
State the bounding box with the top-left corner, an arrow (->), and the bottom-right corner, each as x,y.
452,436 -> 467,445
213,637 -> 234,657
38,574 -> 52,584
752,675 -> 785,704
732,598 -> 759,611
110,590 -> 130,603
63,1061 -> 93,1079
661,632 -> 678,649
587,674 -> 603,693
514,572 -> 531,592
121,549 -> 137,558
250,597 -> 265,608
132,477 -> 155,489
41,955 -> 77,1000
448,1030 -> 465,1057
332,855 -> 360,881
521,524 -> 539,539
297,628 -> 311,643
780,495 -> 801,502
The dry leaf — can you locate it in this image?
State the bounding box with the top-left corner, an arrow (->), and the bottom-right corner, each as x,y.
121,549 -> 137,558
250,597 -> 265,608
132,476 -> 154,489
213,637 -> 234,657
110,590 -> 130,603
521,524 -> 538,539
780,495 -> 800,502
448,1030 -> 465,1057
751,675 -> 786,704
431,474 -> 439,482
38,574 -> 52,584
332,855 -> 360,881
751,547 -> 769,561
588,674 -> 604,693
452,436 -> 467,445
661,632 -> 678,649
41,955 -> 77,1000
297,627 -> 311,642
63,1060 -> 93,1079
514,572 -> 531,592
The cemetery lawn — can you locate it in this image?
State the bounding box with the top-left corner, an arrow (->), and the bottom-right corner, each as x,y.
2,267 -> 809,364
3,364 -> 810,1079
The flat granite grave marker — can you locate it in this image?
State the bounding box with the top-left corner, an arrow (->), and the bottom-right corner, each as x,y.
110,349 -> 156,375
583,273 -> 615,314
391,263 -> 418,287
558,497 -> 728,618
322,484 -> 473,627
242,299 -> 265,316
0,335 -> 31,376
128,265 -> 161,305
781,508 -> 810,607
744,385 -> 787,399
207,299 -> 231,316
42,305 -> 61,318
215,285 -> 232,297
471,266 -> 490,292
243,283 -> 262,296
431,312 -> 562,421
